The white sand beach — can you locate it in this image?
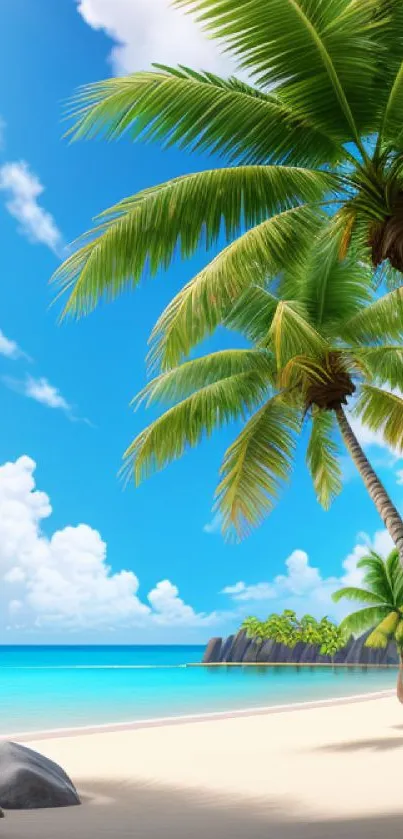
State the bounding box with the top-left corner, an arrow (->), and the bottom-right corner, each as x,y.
3,693 -> 403,838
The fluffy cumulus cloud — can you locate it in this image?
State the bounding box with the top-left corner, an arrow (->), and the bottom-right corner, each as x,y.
0,456 -> 217,634
221,532 -> 395,623
76,0 -> 237,76
0,161 -> 63,255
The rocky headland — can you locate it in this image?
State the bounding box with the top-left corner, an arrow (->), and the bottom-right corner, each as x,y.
203,630 -> 399,665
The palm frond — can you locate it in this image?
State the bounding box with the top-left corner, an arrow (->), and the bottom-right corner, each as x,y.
365,629 -> 389,649
54,168 -> 333,318
175,0 -> 381,143
377,62 -> 403,148
270,301 -> 327,368
355,385 -> 403,453
306,410 -> 342,509
123,368 -> 269,484
341,286 -> 403,345
332,586 -> 389,606
372,0 -> 403,117
301,237 -> 373,332
339,606 -> 391,638
66,66 -> 341,166
365,610 -> 400,648
388,548 -> 403,604
356,552 -> 395,604
148,205 -> 320,371
215,398 -> 299,538
375,0 -> 403,148
225,286 -> 280,345
353,346 -> 403,390
134,349 -> 275,408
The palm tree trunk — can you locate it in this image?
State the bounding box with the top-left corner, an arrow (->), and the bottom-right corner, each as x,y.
397,653 -> 403,704
335,407 -> 403,565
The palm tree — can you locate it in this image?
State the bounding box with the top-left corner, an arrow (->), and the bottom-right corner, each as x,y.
115,240 -> 403,559
241,616 -> 267,660
55,0 -> 403,324
333,550 -> 403,700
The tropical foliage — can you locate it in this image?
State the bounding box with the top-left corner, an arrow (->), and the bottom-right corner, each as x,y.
55,0 -> 403,323
333,549 -> 403,654
119,240 -> 403,544
241,610 -> 344,658
52,1 -> 403,555
333,549 -> 403,699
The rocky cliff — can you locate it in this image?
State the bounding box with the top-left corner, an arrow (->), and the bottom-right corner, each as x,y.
203,630 -> 399,665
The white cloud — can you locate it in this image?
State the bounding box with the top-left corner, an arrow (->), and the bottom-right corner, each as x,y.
0,455 -> 218,633
0,161 -> 63,255
23,376 -> 71,411
3,375 -> 92,425
148,579 -> 217,626
0,329 -> 28,361
76,0 -> 237,76
221,532 -> 396,623
203,512 -> 222,535
221,581 -> 276,602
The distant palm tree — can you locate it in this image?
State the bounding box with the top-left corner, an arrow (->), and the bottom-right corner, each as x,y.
241,616 -> 267,661
333,549 -> 403,700
115,242 -> 403,559
55,0 -> 403,324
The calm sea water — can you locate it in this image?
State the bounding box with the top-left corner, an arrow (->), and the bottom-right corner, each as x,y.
0,645 -> 397,735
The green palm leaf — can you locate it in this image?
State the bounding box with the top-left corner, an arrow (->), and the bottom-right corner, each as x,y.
123,369 -> 269,484
306,410 -> 342,509
376,0 -> 403,149
332,587 -> 390,606
299,236 -> 372,331
339,606 -> 392,638
215,398 -> 299,538
366,611 -> 400,648
354,346 -> 403,390
225,287 -> 280,345
148,205 -> 320,371
355,385 -> 403,452
377,62 -> 403,149
356,553 -> 395,604
67,66 -> 341,166
134,349 -> 275,408
341,286 -> 403,345
175,0 -> 380,143
270,301 -> 327,369
386,548 -> 401,587
54,168 -> 333,318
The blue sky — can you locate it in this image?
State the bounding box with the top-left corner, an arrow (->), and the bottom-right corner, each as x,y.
0,0 -> 402,644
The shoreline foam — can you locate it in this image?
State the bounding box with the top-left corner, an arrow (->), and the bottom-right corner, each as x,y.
0,687 -> 395,743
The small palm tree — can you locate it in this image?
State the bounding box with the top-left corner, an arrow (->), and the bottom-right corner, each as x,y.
241,616 -> 267,660
115,241 -> 403,559
333,549 -> 403,700
55,0 -> 403,322
265,610 -> 299,648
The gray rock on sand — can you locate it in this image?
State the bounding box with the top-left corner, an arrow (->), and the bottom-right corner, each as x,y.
0,741 -> 81,810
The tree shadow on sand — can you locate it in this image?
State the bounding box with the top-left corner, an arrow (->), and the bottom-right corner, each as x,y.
314,735 -> 403,753
2,778 -> 403,839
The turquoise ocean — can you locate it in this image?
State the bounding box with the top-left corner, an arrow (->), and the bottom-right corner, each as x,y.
0,646 -> 397,735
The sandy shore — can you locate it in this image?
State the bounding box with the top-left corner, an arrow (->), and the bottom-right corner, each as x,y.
3,693 -> 403,838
